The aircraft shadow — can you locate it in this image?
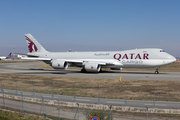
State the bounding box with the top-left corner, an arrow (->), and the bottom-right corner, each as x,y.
116,71 -> 168,75
99,70 -> 168,75
17,71 -> 67,75
12,67 -> 169,75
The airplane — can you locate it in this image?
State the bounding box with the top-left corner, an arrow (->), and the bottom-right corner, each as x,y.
0,53 -> 12,60
0,56 -> 6,60
21,34 -> 176,74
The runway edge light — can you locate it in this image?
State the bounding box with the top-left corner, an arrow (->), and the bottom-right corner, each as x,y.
120,76 -> 122,82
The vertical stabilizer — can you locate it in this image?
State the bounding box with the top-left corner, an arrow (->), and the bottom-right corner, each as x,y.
8,53 -> 12,57
25,34 -> 47,53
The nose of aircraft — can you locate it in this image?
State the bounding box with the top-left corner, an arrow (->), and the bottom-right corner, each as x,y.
172,56 -> 176,62
166,54 -> 176,64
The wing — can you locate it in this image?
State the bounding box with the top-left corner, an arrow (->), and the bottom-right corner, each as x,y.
21,57 -> 51,61
21,57 -> 123,73
21,57 -> 122,66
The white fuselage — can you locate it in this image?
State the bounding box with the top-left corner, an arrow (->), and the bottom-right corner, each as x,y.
28,48 -> 176,68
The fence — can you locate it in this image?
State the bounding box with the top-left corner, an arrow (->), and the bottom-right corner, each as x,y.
0,88 -> 113,120
1,78 -> 180,119
1,79 -> 180,102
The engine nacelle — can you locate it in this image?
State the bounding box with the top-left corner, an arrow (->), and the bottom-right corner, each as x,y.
51,60 -> 68,69
84,63 -> 101,72
110,67 -> 122,70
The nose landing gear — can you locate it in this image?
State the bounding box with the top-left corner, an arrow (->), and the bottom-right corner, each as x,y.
155,67 -> 159,74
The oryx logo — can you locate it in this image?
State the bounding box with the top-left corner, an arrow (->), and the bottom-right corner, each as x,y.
25,36 -> 38,53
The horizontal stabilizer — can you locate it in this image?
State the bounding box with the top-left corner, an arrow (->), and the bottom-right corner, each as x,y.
15,53 -> 39,57
21,57 -> 51,61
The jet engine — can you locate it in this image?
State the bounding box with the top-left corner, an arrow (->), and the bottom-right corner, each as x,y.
51,60 -> 68,69
110,67 -> 122,70
84,63 -> 101,72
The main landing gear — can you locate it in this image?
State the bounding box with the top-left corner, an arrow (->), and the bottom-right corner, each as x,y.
155,67 -> 159,74
81,68 -> 87,73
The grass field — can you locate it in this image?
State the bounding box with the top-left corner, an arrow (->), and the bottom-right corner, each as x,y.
1,107 -> 180,120
0,109 -> 71,120
0,72 -> 180,102
0,109 -> 46,120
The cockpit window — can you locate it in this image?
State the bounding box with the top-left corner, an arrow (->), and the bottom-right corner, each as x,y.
160,50 -> 165,52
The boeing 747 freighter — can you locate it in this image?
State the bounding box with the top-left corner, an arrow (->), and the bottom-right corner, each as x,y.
21,34 -> 176,74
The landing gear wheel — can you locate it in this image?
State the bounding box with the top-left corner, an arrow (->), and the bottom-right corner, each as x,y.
155,71 -> 159,74
155,67 -> 160,74
81,69 -> 87,73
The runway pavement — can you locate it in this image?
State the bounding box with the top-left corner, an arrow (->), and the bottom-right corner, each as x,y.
0,61 -> 180,81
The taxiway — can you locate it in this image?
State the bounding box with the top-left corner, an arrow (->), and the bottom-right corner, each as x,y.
0,61 -> 180,81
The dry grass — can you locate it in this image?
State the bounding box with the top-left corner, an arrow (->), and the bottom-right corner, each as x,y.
0,109 -> 46,120
1,73 -> 180,102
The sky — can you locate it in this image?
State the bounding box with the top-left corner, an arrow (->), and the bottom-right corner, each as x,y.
0,0 -> 180,57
